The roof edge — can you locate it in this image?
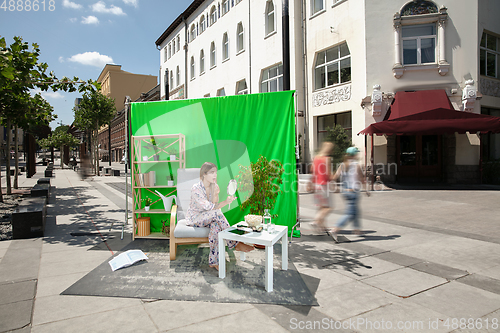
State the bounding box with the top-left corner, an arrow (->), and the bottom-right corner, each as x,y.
155,0 -> 204,47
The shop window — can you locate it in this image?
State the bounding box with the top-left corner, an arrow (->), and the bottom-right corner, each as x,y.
482,107 -> 500,160
260,64 -> 283,92
314,43 -> 351,90
265,1 -> 275,36
480,32 -> 499,78
317,111 -> 352,146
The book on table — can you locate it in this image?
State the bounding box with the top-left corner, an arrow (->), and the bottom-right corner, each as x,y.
108,250 -> 148,271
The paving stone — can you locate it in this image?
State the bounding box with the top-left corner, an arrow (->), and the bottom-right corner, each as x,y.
410,261 -> 469,280
362,267 -> 448,298
0,300 -> 33,332
0,280 -> 36,305
328,256 -> 402,281
456,274 -> 500,295
372,251 -> 423,267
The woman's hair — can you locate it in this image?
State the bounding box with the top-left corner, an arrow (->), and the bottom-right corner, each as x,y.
200,162 -> 217,179
318,141 -> 334,156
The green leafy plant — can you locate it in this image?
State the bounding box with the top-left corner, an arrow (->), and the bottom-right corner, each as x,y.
236,156 -> 284,217
167,147 -> 178,155
161,219 -> 170,235
325,124 -> 353,167
142,197 -> 153,207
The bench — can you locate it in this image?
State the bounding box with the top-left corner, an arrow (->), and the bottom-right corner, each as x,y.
44,168 -> 53,177
112,169 -> 120,176
31,183 -> 50,203
37,178 -> 50,185
11,197 -> 47,239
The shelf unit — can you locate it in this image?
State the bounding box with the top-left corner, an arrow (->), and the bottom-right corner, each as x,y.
131,134 -> 185,239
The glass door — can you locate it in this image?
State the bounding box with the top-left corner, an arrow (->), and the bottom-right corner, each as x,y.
397,135 -> 441,182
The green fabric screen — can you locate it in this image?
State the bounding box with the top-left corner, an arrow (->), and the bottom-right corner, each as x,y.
130,91 -> 297,232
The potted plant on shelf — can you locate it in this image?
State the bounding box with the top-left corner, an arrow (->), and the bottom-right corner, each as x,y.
142,197 -> 153,211
236,155 -> 284,217
167,147 -> 178,161
161,219 -> 170,236
143,137 -> 168,161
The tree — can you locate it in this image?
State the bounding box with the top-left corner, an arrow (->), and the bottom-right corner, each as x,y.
325,124 -> 353,168
236,156 -> 284,217
73,90 -> 116,176
38,126 -> 80,169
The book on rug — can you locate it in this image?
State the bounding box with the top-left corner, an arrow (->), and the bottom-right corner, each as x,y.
109,250 -> 148,271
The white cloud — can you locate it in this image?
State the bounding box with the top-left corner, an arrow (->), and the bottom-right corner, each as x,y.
82,15 -> 99,24
32,88 -> 65,100
69,17 -> 78,23
91,1 -> 126,15
62,0 -> 82,9
68,52 -> 114,68
123,0 -> 138,7
58,56 -> 65,63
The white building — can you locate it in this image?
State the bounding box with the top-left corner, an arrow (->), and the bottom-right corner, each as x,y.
157,0 -> 500,184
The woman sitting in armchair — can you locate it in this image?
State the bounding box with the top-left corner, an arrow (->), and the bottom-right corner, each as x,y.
185,162 -> 254,270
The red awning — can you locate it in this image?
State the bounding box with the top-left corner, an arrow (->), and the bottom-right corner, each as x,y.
360,89 -> 500,136
360,108 -> 500,136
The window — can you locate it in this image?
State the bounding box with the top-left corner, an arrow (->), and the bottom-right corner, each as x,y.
236,0 -> 242,4
482,107 -> 500,160
236,79 -> 248,94
190,24 -> 196,42
176,66 -> 180,86
204,93 -> 211,98
237,22 -> 244,52
265,1 -> 275,36
480,32 -> 499,78
314,43 -> 351,90
200,16 -> 206,34
172,40 -> 175,55
210,42 -> 216,68
200,49 -> 205,74
170,71 -> 174,90
210,6 -> 217,25
177,36 -> 180,52
168,44 -> 171,59
164,48 -> 168,62
402,24 -> 436,65
317,112 -> 352,146
260,64 -> 283,92
217,88 -> 226,96
222,0 -> 229,15
311,0 -> 324,16
190,57 -> 195,80
222,33 -> 229,60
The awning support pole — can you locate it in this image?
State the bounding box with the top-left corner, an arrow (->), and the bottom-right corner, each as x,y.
479,133 -> 483,184
371,134 -> 374,191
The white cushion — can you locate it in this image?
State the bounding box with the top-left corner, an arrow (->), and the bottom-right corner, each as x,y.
174,219 -> 210,238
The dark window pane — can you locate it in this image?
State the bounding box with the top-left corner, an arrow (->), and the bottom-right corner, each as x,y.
340,58 -> 351,83
315,66 -> 325,89
400,136 -> 417,166
403,39 -> 417,64
340,43 -> 350,57
422,135 -> 439,166
480,49 -> 486,75
402,24 -> 435,38
336,112 -> 351,128
487,52 -> 496,77
261,82 -> 267,92
327,63 -> 338,86
326,47 -> 338,62
486,33 -> 497,51
316,51 -> 325,66
270,79 -> 277,92
480,32 -> 487,48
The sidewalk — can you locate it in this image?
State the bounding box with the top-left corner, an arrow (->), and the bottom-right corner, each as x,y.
0,168 -> 499,332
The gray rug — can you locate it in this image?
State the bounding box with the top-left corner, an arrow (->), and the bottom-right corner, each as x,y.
62,239 -> 317,306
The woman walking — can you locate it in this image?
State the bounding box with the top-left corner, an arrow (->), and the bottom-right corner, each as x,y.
311,141 -> 334,233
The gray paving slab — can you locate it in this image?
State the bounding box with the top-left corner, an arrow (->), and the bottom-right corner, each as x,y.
328,255 -> 402,281
407,281 -> 500,319
315,280 -> 400,321
372,251 -> 424,267
298,267 -> 355,292
0,299 -> 33,332
0,238 -> 42,283
0,280 -> 36,305
362,267 -> 448,298
456,274 -> 500,295
409,261 -> 469,280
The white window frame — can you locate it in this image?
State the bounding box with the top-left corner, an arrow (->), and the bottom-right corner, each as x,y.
190,24 -> 196,42
200,16 -> 206,34
217,88 -> 226,96
210,42 -> 216,68
401,24 -> 437,66
177,36 -> 181,52
236,22 -> 244,53
310,0 -> 325,17
170,71 -> 174,90
200,49 -> 205,75
222,0 -> 230,15
265,1 -> 275,37
236,79 -> 248,94
314,43 -> 351,91
480,32 -> 499,79
222,32 -> 229,61
168,44 -> 171,59
210,6 -> 217,26
176,66 -> 180,86
172,40 -> 175,54
190,56 -> 195,80
260,64 -> 283,93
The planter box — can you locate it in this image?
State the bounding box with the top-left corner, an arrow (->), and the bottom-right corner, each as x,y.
44,169 -> 53,177
37,178 -> 50,185
112,169 -> 120,176
12,197 -> 46,239
137,217 -> 150,237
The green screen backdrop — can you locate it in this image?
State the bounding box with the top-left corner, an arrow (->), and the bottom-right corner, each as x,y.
131,91 -> 297,232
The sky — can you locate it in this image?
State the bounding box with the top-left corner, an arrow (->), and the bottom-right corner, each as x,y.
1,0 -> 192,129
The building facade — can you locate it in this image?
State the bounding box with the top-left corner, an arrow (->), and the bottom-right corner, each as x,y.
157,0 -> 500,183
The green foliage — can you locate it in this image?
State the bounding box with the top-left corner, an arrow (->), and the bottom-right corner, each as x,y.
73,90 -> 116,130
37,130 -> 80,149
142,197 -> 153,207
325,124 -> 352,167
236,156 -> 284,217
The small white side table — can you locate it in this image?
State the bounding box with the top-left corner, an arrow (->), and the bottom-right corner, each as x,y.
218,225 -> 288,292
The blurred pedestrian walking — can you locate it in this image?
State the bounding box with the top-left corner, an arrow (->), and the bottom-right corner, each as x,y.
329,147 -> 370,242
311,141 -> 334,234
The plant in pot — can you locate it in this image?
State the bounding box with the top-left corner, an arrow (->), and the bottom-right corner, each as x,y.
143,137 -> 168,161
142,197 -> 153,211
161,219 -> 170,236
236,155 -> 284,219
167,147 -> 178,161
